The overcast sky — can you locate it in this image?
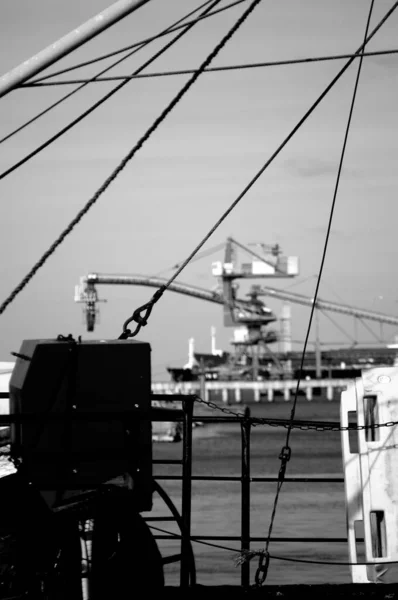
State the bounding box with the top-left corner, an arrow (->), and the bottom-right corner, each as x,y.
0,0 -> 398,379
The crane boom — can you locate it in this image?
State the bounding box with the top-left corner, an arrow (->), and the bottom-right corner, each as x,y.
77,274 -> 275,325
254,285 -> 398,326
76,273 -> 398,327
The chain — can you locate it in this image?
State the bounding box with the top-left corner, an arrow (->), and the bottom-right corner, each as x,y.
192,395 -> 398,432
252,417 -> 398,432
193,394 -> 247,418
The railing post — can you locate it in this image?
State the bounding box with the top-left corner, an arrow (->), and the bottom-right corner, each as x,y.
241,408 -> 251,588
181,396 -> 194,586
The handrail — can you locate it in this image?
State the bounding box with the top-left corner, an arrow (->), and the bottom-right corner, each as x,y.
0,392 -> 348,587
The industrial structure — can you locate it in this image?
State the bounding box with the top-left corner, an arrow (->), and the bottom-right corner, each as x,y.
75,238 -> 398,383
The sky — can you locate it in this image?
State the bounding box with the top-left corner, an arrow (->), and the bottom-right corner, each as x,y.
0,0 -> 398,380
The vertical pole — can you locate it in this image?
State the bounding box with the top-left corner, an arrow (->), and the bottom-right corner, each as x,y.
315,309 -> 322,379
199,357 -> 206,401
181,396 -> 194,587
240,408 -> 251,588
252,344 -> 259,381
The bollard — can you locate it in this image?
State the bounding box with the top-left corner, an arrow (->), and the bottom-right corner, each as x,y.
306,386 -> 313,401
254,388 -> 260,403
267,388 -> 274,403
327,386 -> 333,401
235,388 -> 242,403
284,387 -> 290,402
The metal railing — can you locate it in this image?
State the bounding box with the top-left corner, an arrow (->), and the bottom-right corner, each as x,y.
149,394 -> 347,588
0,391 -> 348,589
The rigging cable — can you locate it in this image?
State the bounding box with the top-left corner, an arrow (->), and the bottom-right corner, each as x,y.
120,0 -> 398,339
191,394 -> 398,432
319,309 -> 357,345
154,242 -> 226,276
172,242 -> 226,270
0,0 -> 222,178
252,0 -> 375,587
0,0 -> 260,317
27,47 -> 398,86
28,0 -> 249,84
148,524 -> 398,567
356,317 -> 383,342
0,0 -> 217,146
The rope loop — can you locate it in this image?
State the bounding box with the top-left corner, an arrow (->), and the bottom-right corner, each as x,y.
120,286 -> 166,338
254,551 -> 270,586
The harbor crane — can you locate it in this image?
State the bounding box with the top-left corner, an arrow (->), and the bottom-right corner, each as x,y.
75,238 -> 398,379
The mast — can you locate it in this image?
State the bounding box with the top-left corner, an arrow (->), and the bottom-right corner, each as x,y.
0,0 -> 150,99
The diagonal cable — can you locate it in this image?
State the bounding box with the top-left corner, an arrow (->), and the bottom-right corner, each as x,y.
0,0 -> 221,177
319,309 -> 356,344
153,242 -> 225,277
29,0 -> 249,84
120,0 -> 398,338
0,0 -> 259,317
0,0 -> 216,146
357,316 -> 383,342
27,47 -> 398,86
252,0 -> 375,587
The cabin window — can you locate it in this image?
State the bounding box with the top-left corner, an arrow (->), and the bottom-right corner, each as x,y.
364,395 -> 379,442
370,511 -> 386,558
348,411 -> 359,453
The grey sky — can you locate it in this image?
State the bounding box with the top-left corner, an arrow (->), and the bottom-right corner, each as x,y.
0,0 -> 398,379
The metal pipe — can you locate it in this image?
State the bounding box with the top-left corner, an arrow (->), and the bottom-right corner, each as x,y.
0,0 -> 151,99
240,411 -> 251,588
315,309 -> 322,378
257,286 -> 398,326
83,273 -> 398,326
181,396 -> 194,587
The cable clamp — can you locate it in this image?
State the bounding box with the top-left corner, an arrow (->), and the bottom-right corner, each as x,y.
278,445 -> 291,463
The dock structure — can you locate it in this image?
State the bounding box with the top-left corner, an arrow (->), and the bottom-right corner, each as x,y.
152,378 -> 348,404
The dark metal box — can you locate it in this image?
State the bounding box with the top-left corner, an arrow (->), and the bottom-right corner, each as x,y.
9,338 -> 152,511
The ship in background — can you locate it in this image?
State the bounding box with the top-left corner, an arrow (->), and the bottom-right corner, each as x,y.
75,236 -> 398,386
168,327 -> 398,383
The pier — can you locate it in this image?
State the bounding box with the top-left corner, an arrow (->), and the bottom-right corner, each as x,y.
152,378 -> 349,404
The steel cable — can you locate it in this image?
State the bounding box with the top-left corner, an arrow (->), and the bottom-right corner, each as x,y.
120,0 -> 398,339
26,48 -> 398,86
253,1 -> 375,586
29,0 -> 249,84
148,524 -> 398,567
0,0 -> 228,315
0,0 -> 221,177
0,0 -> 263,318
0,0 -> 216,146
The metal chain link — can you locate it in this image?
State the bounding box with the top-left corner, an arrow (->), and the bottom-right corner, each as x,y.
192,394 -> 398,432
193,394 -> 247,418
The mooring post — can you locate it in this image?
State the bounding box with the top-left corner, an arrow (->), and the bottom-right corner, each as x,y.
240,408 -> 251,588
